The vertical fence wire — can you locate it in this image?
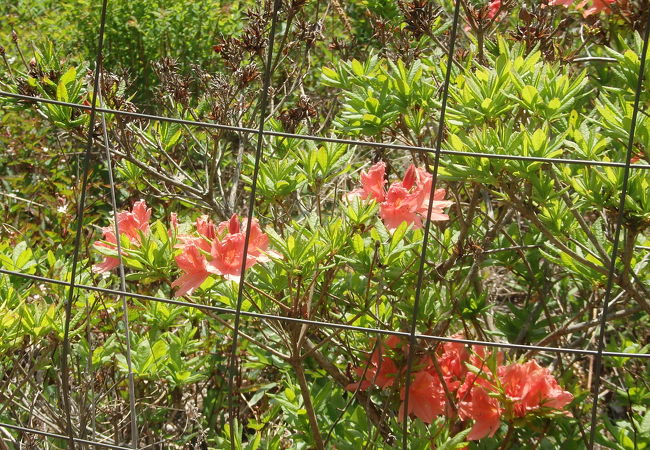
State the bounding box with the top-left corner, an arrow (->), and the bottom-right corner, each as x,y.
59,0 -> 110,447
226,0 -> 283,446
98,76 -> 139,447
400,0 -> 463,447
587,10 -> 650,449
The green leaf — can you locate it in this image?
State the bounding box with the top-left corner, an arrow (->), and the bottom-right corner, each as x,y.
284,387 -> 296,402
13,242 -> 34,271
547,97 -> 561,110
521,85 -> 539,105
389,221 -> 408,252
47,250 -> 56,268
623,49 -> 640,65
322,66 -> 339,82
640,410 -> 650,435
56,78 -> 69,102
141,339 -> 168,374
531,128 -> 546,154
437,429 -> 470,450
59,66 -> 77,86
352,233 -> 365,254
249,432 -> 261,450
351,59 -> 364,77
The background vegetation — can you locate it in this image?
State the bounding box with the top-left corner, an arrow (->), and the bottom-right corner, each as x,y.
0,0 -> 649,448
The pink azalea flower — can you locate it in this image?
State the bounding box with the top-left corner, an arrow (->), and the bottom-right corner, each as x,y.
346,162 -> 453,231
346,353 -> 399,391
347,334 -> 573,440
380,183 -> 423,229
93,228 -> 120,273
547,0 -> 615,16
487,0 -> 501,18
196,215 -> 217,241
399,370 -> 447,423
171,244 -> 211,297
110,199 -> 151,243
498,360 -> 574,418
457,375 -> 502,440
173,214 -> 279,295
178,215 -> 216,252
345,161 -> 387,203
246,218 -> 279,263
581,0 -> 616,16
468,344 -> 504,370
93,200 -> 151,273
346,337 -> 402,392
207,233 -> 255,281
438,337 -> 470,382
413,172 -> 454,222
380,164 -> 453,230
206,215 -> 281,281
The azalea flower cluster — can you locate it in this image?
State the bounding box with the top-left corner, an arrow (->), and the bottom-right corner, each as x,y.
347,335 -> 573,441
547,0 -> 615,16
93,200 -> 152,273
93,201 -> 278,296
346,162 -> 452,230
172,214 -> 279,296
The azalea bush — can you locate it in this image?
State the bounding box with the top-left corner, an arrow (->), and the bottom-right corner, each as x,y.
1,0 -> 650,448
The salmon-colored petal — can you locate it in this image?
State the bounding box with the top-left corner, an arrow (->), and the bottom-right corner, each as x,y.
93,256 -> 120,273
131,200 -> 151,230
465,388 -> 501,440
380,204 -> 421,230
429,211 -> 450,222
402,164 -> 416,190
457,373 -> 502,440
228,214 -> 240,234
172,272 -> 210,297
175,244 -> 207,273
399,371 -> 446,423
197,215 -> 217,240
380,184 -> 421,230
487,0 -> 501,18
207,234 -> 253,280
112,200 -> 151,243
360,162 -> 387,202
173,245 -> 210,296
498,360 -> 573,418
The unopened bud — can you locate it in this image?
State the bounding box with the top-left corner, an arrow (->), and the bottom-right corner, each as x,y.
11,30 -> 18,43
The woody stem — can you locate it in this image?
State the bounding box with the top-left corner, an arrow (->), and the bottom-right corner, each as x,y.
292,356 -> 325,450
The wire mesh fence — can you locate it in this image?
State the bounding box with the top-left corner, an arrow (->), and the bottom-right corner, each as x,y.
1,0 -> 649,448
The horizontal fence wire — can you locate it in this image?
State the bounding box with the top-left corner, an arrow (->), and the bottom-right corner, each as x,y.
1,267 -> 648,360
1,90 -> 650,170
0,422 -> 131,450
